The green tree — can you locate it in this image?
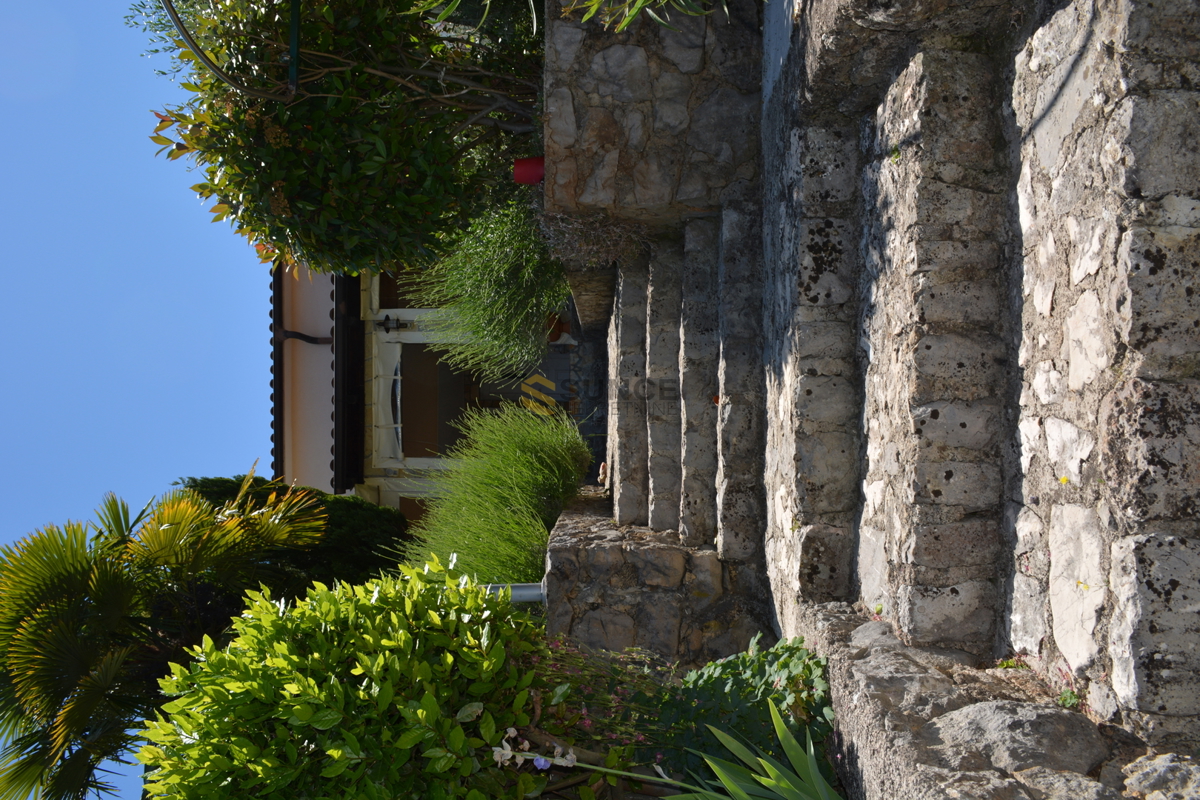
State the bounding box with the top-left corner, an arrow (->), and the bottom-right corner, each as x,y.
0,479 -> 324,800
131,0 -> 542,273
176,474 -> 409,592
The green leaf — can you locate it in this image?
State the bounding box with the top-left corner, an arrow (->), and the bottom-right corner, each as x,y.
455,702 -> 483,722
310,708 -> 342,730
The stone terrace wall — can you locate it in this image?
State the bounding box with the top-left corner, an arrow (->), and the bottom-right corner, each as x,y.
544,0 -> 760,224
762,0 -> 1200,756
543,490 -> 770,669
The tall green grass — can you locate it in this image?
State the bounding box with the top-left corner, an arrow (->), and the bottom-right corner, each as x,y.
405,199 -> 571,382
400,404 -> 591,583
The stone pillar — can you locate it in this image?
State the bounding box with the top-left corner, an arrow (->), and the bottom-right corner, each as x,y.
715,183 -> 765,562
678,218 -> 720,545
858,51 -> 1006,653
608,257 -> 649,526
646,236 -> 683,531
762,116 -> 863,633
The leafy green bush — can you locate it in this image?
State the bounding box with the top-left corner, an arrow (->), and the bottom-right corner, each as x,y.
178,475 -> 409,593
135,0 -> 542,272
401,405 -> 591,583
139,561 -> 545,800
403,199 -> 571,381
564,0 -> 713,32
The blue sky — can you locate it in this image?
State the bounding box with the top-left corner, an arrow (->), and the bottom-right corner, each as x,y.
0,1 -> 272,795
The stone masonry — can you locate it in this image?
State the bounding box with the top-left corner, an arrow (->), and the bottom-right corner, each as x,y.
545,0 -> 1200,795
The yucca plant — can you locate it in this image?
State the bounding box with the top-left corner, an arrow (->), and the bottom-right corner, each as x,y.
505,704 -> 843,800
0,475 -> 324,800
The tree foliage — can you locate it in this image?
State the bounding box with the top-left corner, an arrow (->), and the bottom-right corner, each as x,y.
139,560 -> 545,799
0,479 -> 324,800
133,0 -> 542,273
177,475 -> 409,593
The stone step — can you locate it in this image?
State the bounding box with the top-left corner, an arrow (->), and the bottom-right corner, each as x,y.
678,218 -> 720,546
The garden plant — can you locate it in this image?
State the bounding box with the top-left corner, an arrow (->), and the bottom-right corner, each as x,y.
137,559 -> 841,800
400,403 -> 592,583
401,198 -> 571,382
130,0 -> 543,273
0,476 -> 324,800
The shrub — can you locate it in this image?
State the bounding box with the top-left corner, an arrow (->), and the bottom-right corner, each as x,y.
133,0 -> 543,272
178,475 -> 409,593
402,199 -> 571,381
139,561 -> 545,800
401,404 -> 591,583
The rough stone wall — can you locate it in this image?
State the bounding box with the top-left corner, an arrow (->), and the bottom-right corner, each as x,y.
760,0 -> 1200,756
544,491 -> 770,669
1009,0 -> 1200,749
544,0 -> 760,223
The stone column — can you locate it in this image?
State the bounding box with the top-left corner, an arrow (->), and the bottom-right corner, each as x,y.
858,51 -> 1006,653
716,183 -> 765,562
608,257 -> 649,526
646,236 -> 683,531
762,116 -> 863,633
678,218 -> 720,545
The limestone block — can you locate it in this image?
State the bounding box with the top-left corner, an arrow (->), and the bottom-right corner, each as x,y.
898,580 -> 995,646
1123,753 -> 1200,799
635,594 -> 682,653
913,461 -> 1001,511
914,279 -> 1000,325
795,375 -> 857,432
1119,225 -> 1200,380
922,701 -> 1110,775
790,524 -> 852,602
1044,417 -> 1095,483
547,21 -> 585,70
575,609 -> 636,651
797,218 -> 856,305
659,14 -> 705,73
609,263 -> 649,526
545,87 -> 577,149
1012,767 -> 1122,800
1065,290 -> 1110,391
1048,504 -> 1107,673
1101,379 -> 1200,521
914,332 -> 1005,387
1019,416 -> 1042,473
1033,361 -> 1065,405
687,550 -> 723,611
625,545 -> 686,588
904,519 -> 999,570
1010,573 -> 1049,657
794,128 -> 858,212
796,321 -> 855,360
797,431 -> 859,514
912,400 -> 997,450
1109,533 -> 1200,716
580,45 -> 652,102
688,87 -> 759,164
1107,92 -> 1200,201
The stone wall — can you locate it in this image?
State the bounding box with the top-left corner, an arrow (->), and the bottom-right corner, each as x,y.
543,490 -> 770,669
761,0 -> 1200,755
544,0 -> 761,224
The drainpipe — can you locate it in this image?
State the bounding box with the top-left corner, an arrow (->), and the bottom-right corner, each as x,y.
484,583 -> 545,603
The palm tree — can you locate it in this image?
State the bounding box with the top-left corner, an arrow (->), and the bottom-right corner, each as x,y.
0,476 -> 324,800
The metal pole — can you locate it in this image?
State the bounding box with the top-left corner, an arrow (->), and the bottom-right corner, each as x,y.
484,583 -> 545,603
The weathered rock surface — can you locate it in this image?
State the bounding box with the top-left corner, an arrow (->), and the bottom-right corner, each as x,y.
1123,753 -> 1200,800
